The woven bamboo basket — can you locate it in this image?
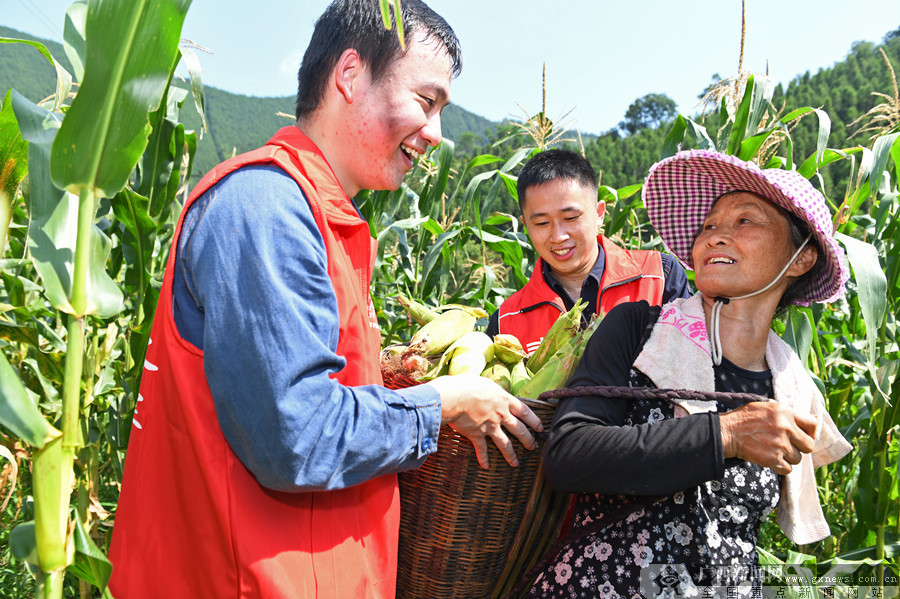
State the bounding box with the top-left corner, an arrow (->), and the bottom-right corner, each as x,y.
384,370 -> 571,599
385,377 -> 772,598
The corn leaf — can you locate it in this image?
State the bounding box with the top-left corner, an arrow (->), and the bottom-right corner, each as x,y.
661,115 -> 686,159
782,306 -> 813,365
797,147 -> 861,179
67,510 -> 112,592
50,0 -> 191,199
12,90 -> 124,318
9,522 -> 38,565
63,0 -> 88,83
179,44 -> 208,136
685,117 -> 715,150
379,0 -> 392,28
0,38 -> 72,112
138,82 -> 189,220
421,138 -> 454,221
868,132 -> 900,201
0,352 -> 60,448
728,75 -> 775,157
836,232 -> 887,398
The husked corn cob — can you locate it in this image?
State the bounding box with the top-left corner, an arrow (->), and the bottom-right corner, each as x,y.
509,360 -> 531,395
481,360 -> 512,391
492,334 -> 528,365
525,299 -> 586,374
409,309 -> 476,356
446,331 -> 494,375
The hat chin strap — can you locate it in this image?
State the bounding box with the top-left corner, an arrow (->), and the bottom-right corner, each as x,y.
709,234 -> 812,366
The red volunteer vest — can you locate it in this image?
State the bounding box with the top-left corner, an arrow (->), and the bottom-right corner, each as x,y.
109,127 -> 397,598
498,236 -> 665,353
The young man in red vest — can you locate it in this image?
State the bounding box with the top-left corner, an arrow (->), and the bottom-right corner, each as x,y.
487,149 -> 692,351
108,1 -> 541,597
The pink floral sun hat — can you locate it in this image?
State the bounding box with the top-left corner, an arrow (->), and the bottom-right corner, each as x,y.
642,149 -> 848,304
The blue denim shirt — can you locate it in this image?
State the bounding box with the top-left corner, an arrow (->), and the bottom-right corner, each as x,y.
172,164 -> 441,492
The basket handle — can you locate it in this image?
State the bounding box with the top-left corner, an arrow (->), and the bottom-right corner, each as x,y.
537,385 -> 770,405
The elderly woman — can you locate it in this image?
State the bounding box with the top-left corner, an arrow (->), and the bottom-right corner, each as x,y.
527,150 -> 852,598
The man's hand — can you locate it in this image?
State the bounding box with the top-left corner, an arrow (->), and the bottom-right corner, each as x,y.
426,374 -> 544,469
719,402 -> 817,475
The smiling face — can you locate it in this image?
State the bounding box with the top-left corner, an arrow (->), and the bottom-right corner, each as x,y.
521,178 -> 604,284
691,191 -> 814,300
343,36 -> 452,194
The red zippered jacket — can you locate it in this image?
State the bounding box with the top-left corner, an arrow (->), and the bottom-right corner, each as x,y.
109,127 -> 397,598
497,236 -> 665,353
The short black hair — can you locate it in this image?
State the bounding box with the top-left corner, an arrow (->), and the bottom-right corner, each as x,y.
516,149 -> 598,212
295,0 -> 462,120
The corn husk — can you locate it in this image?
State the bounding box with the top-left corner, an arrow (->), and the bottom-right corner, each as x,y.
398,294 -> 489,326
517,313 -> 600,399
398,294 -> 439,326
525,299 -> 586,374
509,360 -> 531,395
447,332 -> 494,375
492,334 -> 528,365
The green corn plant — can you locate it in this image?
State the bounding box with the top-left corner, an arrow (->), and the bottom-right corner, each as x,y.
0,1 -> 193,596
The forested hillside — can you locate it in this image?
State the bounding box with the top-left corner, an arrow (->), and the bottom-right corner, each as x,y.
773,32 -> 900,197
575,27 -> 900,196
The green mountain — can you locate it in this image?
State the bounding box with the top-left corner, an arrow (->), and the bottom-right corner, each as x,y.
0,25 -> 498,180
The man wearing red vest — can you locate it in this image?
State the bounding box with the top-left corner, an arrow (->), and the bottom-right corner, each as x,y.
108,1 -> 541,597
488,149 -> 692,350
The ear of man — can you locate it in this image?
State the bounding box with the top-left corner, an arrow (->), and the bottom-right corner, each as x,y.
334,48 -> 364,104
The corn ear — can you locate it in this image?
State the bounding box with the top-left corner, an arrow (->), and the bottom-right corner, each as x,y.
517,346 -> 581,399
509,360 -> 531,395
449,351 -> 487,376
516,312 -> 602,399
446,331 -> 494,375
481,360 -> 512,391
397,293 -> 438,326
525,298 -> 586,374
409,309 -> 476,356
492,334 -> 528,365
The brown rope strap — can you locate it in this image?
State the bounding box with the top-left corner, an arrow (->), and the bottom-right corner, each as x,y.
537,385 -> 770,405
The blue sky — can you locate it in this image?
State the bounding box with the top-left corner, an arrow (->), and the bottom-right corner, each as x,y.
4,0 -> 899,134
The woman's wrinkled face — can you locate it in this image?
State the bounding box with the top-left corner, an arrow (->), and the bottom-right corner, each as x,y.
691,192 -> 804,300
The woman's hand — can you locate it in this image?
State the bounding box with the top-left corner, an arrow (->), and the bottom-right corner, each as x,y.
719,402 -> 817,474
427,374 -> 544,469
